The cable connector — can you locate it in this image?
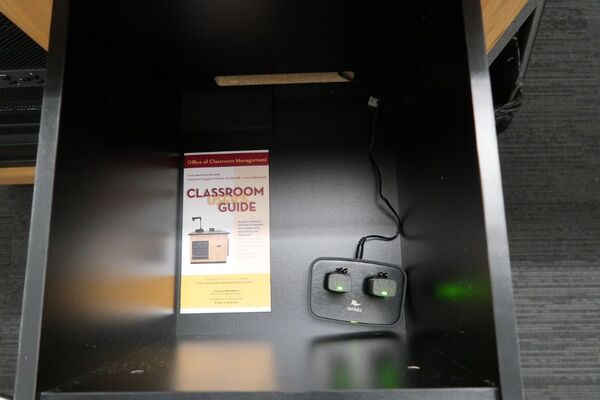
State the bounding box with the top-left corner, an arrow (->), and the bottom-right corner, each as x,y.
368,96 -> 380,109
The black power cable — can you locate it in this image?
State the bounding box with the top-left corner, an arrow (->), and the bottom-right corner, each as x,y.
494,36 -> 524,134
354,97 -> 403,259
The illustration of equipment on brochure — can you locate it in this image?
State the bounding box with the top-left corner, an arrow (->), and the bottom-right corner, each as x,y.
188,217 -> 230,264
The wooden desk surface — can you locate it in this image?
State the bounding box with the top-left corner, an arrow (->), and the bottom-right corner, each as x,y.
0,0 -> 52,50
482,0 -> 530,51
0,167 -> 36,185
0,0 -> 530,185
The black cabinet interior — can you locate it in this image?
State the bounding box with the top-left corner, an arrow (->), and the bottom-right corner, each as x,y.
14,1 -> 521,399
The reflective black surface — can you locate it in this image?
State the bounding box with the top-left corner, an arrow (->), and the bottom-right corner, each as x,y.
39,334 -> 497,393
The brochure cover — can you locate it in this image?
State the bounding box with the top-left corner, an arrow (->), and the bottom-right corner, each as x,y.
180,150 -> 271,314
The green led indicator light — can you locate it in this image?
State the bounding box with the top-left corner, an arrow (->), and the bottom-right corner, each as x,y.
337,286 -> 343,291
350,320 -> 358,324
381,291 -> 388,296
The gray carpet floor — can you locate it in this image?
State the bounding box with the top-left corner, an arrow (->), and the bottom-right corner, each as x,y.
0,186 -> 32,394
0,0 -> 599,398
499,0 -> 600,398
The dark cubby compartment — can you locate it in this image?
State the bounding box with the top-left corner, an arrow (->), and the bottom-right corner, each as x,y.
15,1 -> 522,399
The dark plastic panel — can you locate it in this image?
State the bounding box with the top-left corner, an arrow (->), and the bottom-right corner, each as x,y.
393,2 -> 500,387
177,86 -> 404,341
35,334 -> 497,393
16,0 -> 181,397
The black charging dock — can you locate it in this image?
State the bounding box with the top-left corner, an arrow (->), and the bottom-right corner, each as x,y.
309,258 -> 407,325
